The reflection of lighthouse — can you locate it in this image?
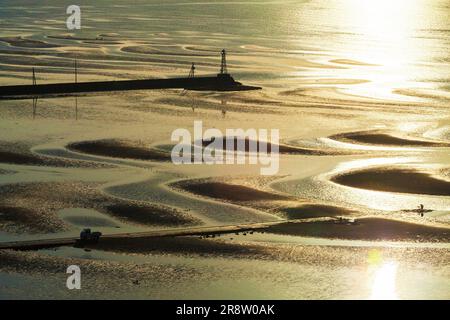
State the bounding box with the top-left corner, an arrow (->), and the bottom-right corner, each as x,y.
188,63 -> 195,78
219,50 -> 229,117
31,67 -> 38,119
221,97 -> 227,118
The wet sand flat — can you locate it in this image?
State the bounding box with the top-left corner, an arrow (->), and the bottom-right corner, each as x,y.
0,0 -> 449,300
172,179 -> 361,220
0,182 -> 200,233
91,236 -> 261,256
331,168 -> 450,196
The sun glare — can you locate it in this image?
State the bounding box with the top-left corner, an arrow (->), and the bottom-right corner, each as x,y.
370,262 -> 399,300
333,0 -> 432,100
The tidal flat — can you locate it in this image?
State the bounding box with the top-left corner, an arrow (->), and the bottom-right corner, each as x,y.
0,0 -> 449,299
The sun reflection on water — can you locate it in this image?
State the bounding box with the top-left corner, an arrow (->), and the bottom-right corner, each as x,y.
333,0 -> 438,101
368,250 -> 398,300
370,262 -> 399,300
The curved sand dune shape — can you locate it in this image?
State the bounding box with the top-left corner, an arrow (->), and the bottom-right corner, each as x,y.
277,204 -> 354,220
67,136 -> 343,166
200,136 -> 339,156
330,130 -> 450,147
172,178 -> 359,221
0,141 -> 108,168
67,139 -> 172,162
172,180 -> 290,203
0,36 -> 61,49
331,167 -> 450,196
0,182 -> 200,233
265,218 -> 450,242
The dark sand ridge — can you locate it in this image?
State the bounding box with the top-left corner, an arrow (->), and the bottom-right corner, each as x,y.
0,49 -> 45,56
266,218 -> 450,242
329,130 -> 450,147
276,204 -> 355,220
0,182 -> 200,233
0,141 -> 109,168
0,36 -> 61,49
67,137 -> 340,164
67,139 -> 172,162
200,136 -> 337,155
331,167 -> 450,196
171,178 -> 356,220
171,180 -> 291,203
